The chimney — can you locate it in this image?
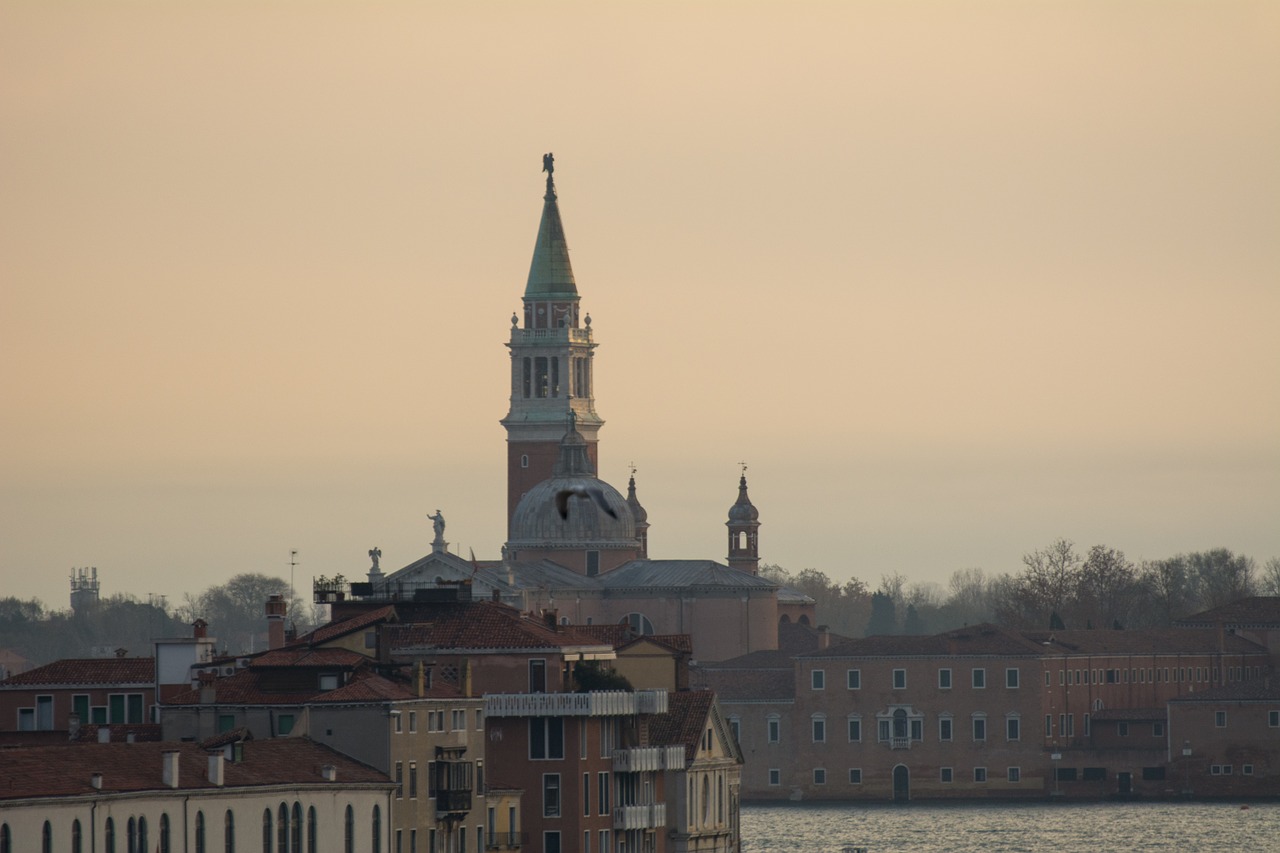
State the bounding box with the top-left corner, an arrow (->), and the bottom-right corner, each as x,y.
68,712 -> 81,741
208,753 -> 225,787
200,683 -> 217,704
98,727 -> 111,744
462,659 -> 473,699
162,750 -> 180,788
492,588 -> 501,603
266,594 -> 287,650
414,661 -> 426,698
193,618 -> 208,639
321,764 -> 337,782
817,625 -> 830,650
91,772 -> 103,790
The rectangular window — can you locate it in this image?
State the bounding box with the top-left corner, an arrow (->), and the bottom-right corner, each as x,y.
811,669 -> 825,690
1044,671 -> 1051,687
396,761 -> 404,799
1269,711 -> 1279,727
72,694 -> 90,723
217,713 -> 235,733
812,718 -> 826,743
729,717 -> 741,745
1083,714 -> 1090,736
598,772 -> 610,815
1082,767 -> 1106,781
109,694 -> 127,724
452,710 -> 467,730
543,831 -> 561,853
768,769 -> 781,786
939,668 -> 952,689
1059,714 -> 1066,737
428,761 -> 437,797
878,719 -> 891,742
530,717 -> 565,759
410,762 -> 418,799
1006,668 -> 1020,689
529,659 -> 547,693
17,708 -> 34,731
813,768 -> 826,785
1045,715 -> 1053,737
911,719 -> 923,741
409,711 -> 417,733
939,717 -> 953,741
396,830 -> 403,853
1153,722 -> 1164,737
847,669 -> 861,690
848,768 -> 862,784
767,717 -> 780,743
940,767 -> 953,783
599,831 -> 609,853
972,668 -> 986,689
1118,722 -> 1129,737
280,714 -> 297,737
586,550 -> 600,577
1007,767 -> 1021,783
582,832 -> 588,853
126,693 -> 144,724
972,718 -> 986,742
35,695 -> 54,730
395,713 -> 403,733
974,767 -> 987,783
1006,717 -> 1020,741
543,774 -> 561,818
476,709 -> 484,731
1067,714 -> 1075,737
1244,765 -> 1254,776
893,669 -> 906,689
1142,767 -> 1166,781
847,718 -> 861,742
1215,711 -> 1227,728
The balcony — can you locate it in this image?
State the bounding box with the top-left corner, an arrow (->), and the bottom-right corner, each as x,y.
485,690 -> 668,718
612,746 -> 687,773
890,736 -> 910,750
485,832 -> 523,850
614,803 -> 666,830
511,328 -> 592,344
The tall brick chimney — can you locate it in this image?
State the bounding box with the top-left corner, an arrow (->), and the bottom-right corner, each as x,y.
266,594 -> 287,650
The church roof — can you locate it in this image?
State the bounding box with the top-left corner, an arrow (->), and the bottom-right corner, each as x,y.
525,160 -> 578,301
600,560 -> 778,591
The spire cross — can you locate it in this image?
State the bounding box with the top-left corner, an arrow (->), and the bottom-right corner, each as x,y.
738,461 -> 748,476
629,461 -> 637,477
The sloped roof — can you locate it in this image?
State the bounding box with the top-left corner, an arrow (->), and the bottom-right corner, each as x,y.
778,621 -> 852,654
571,625 -> 692,654
691,666 -> 794,703
296,605 -> 397,647
0,657 -> 154,688
649,690 -> 716,761
777,586 -> 816,604
1168,678 -> 1280,704
600,560 -> 779,591
808,624 -> 1044,659
1025,628 -> 1267,656
383,600 -> 611,654
0,739 -> 388,800
250,647 -> 369,669
1176,597 -> 1280,627
503,559 -> 604,591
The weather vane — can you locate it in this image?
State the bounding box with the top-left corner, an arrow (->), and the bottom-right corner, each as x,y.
739,461 -> 748,476
629,461 -> 637,477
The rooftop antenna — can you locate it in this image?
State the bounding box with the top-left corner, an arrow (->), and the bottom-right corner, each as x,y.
289,550 -> 298,605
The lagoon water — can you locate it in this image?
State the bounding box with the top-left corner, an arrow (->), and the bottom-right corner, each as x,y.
741,801 -> 1280,853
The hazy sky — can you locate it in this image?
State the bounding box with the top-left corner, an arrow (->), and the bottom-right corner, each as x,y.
3,1 -> 1278,611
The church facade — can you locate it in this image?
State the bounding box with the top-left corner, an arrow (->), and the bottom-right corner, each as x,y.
365,158 -> 811,662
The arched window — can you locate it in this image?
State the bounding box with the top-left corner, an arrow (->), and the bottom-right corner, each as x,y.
306,808 -> 317,853
72,820 -> 83,853
224,810 -> 236,853
702,775 -> 711,824
127,818 -> 137,853
138,817 -> 148,853
343,806 -> 354,853
41,821 -> 51,853
262,808 -> 273,853
104,818 -> 115,853
160,814 -> 171,853
0,823 -> 9,853
371,805 -> 381,853
619,612 -> 654,635
195,812 -> 206,853
291,803 -> 302,853
277,804 -> 288,853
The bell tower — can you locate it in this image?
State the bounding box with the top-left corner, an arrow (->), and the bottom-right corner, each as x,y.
501,155 -> 604,534
726,466 -> 761,574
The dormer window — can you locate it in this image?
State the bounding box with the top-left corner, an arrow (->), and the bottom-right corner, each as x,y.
319,674 -> 340,691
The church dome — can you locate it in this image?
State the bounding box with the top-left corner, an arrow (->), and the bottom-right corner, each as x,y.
509,475 -> 636,545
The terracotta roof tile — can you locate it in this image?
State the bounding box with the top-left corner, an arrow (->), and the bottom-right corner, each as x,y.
649,690 -> 715,761
0,657 -> 154,688
1026,628 -> 1267,656
0,738 -> 388,799
1176,597 -> 1280,627
384,601 -> 611,653
691,667 -> 794,702
295,605 -> 397,647
809,624 -> 1046,659
1168,678 -> 1280,703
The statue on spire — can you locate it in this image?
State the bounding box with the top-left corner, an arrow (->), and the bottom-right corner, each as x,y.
542,152 -> 554,174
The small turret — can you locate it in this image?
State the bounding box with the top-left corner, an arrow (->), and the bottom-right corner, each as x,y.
626,467 -> 649,558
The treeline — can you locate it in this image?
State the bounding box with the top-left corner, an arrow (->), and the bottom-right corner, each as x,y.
0,573 -> 322,667
762,541 -> 1280,639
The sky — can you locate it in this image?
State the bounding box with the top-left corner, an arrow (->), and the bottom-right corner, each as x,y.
2,1 -> 1278,611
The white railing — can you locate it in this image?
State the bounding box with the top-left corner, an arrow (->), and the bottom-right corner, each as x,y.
512,328 -> 592,344
485,690 -> 668,718
612,745 -> 686,773
613,803 -> 666,830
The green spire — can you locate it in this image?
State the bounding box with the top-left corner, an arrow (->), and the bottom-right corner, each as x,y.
525,153 -> 579,301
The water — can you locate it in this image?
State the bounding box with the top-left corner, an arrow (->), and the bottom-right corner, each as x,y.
741,801 -> 1280,853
